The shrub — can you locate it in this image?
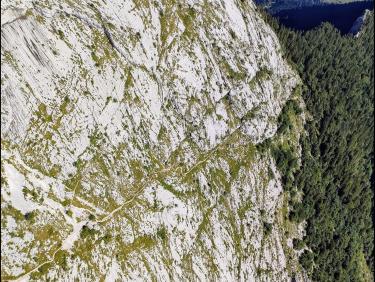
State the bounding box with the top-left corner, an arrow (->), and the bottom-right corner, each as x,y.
263,221 -> 273,236
24,212 -> 35,221
292,238 -> 305,250
156,226 -> 167,241
80,225 -> 96,239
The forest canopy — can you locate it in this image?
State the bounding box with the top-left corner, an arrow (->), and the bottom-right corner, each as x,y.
263,9 -> 374,281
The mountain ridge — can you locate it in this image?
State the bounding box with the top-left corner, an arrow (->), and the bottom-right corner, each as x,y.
1,0 -> 307,281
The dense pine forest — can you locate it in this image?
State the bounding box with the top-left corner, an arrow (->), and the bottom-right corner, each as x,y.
263,10 -> 374,281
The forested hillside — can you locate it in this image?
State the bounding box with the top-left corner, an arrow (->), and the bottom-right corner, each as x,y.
263,10 -> 374,281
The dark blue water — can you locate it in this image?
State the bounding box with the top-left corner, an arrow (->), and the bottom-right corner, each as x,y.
274,1 -> 374,33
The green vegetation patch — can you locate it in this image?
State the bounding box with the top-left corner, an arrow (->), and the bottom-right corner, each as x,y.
264,10 -> 374,281
177,6 -> 197,38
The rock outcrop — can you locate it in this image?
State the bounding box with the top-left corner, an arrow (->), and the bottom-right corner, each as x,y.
1,0 -> 306,281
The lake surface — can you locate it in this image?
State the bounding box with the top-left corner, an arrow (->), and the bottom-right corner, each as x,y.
274,1 -> 374,34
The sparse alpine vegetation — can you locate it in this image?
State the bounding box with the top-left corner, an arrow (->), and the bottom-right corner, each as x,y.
1,0 -> 305,281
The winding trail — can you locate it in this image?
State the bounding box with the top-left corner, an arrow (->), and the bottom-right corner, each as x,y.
6,164 -> 172,282
6,126 -> 240,282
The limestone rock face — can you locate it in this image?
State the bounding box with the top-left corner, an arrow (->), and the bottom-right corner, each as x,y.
1,0 -> 305,281
349,9 -> 371,36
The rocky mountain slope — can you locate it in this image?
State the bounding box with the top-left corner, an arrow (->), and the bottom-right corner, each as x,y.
1,0 -> 306,281
349,8 -> 371,36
